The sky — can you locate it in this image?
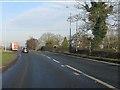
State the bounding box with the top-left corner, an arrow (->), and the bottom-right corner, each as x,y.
0,1 -> 118,47
0,2 -> 2,47
0,1 -> 83,46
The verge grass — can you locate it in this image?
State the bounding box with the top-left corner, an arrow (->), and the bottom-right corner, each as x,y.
64,52 -> 119,63
0,50 -> 17,67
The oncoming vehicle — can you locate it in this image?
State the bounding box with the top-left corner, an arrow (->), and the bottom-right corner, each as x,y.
22,48 -> 29,53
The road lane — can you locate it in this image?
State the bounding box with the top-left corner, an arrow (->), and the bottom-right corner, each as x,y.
2,51 -> 108,88
40,51 -> 119,89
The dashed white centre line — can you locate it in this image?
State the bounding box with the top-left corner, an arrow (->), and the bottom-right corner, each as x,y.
73,72 -> 80,76
41,54 -> 43,56
45,55 -> 61,64
47,56 -> 51,59
53,59 -> 60,63
41,54 -> 45,56
66,65 -> 116,89
19,53 -> 21,57
61,65 -> 65,67
42,54 -> 46,56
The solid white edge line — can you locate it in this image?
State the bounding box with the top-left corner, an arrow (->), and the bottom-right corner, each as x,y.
56,53 -> 119,66
36,53 -> 46,57
53,59 -> 60,63
66,65 -> 116,89
70,55 -> 120,66
83,58 -> 120,66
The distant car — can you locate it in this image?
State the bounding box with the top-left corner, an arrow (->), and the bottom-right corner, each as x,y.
22,48 -> 29,53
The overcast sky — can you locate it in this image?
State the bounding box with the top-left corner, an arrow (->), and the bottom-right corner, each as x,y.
1,1 -> 83,46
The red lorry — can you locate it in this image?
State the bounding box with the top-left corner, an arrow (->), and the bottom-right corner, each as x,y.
11,42 -> 18,51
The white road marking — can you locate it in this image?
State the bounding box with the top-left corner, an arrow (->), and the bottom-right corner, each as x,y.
73,72 -> 80,76
36,53 -> 40,55
54,53 -> 119,66
41,54 -> 45,56
66,65 -> 116,89
53,59 -> 60,63
61,65 -> 65,67
42,54 -> 45,56
84,58 -> 120,66
47,56 -> 51,59
19,53 -> 21,57
43,54 -> 45,56
36,53 -> 46,57
70,55 -> 120,66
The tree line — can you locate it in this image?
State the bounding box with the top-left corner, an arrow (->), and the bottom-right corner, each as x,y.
26,33 -> 69,52
26,1 -> 119,59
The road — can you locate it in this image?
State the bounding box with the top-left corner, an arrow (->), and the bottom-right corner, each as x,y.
2,51 -> 119,89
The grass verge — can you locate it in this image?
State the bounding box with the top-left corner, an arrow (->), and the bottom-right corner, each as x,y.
64,52 -> 120,64
0,50 -> 17,67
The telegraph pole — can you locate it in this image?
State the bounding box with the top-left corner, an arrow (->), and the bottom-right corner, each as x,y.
4,22 -> 6,52
69,12 -> 72,52
66,5 -> 72,52
75,20 -> 78,53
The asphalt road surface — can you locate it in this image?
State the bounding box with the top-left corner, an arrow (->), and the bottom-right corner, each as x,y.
2,51 -> 119,89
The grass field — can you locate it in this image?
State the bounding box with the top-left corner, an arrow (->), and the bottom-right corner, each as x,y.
0,50 -> 17,67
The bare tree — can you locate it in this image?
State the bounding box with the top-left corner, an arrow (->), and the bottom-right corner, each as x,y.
38,32 -> 63,50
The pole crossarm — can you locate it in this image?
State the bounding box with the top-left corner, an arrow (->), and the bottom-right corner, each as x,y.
67,13 -> 83,23
67,13 -> 88,23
